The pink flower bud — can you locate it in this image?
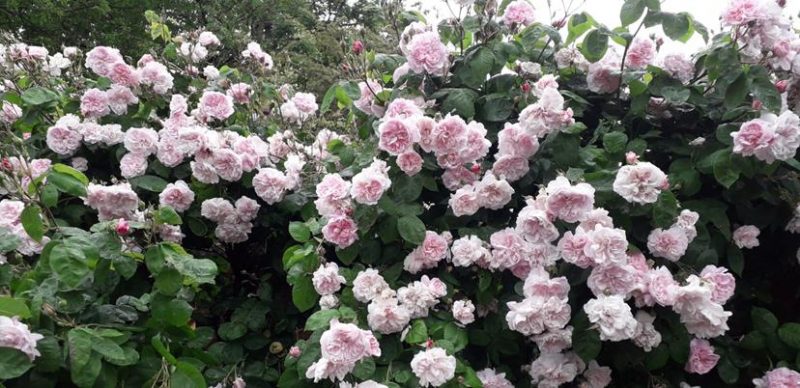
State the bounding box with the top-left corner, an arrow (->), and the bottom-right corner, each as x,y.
288,346 -> 301,357
1,158 -> 12,171
425,338 -> 435,349
352,40 -> 364,55
115,218 -> 130,236
752,99 -> 763,110
775,80 -> 789,93
470,163 -> 481,174
22,133 -> 31,140
551,19 -> 566,29
521,82 -> 532,93
625,151 -> 639,164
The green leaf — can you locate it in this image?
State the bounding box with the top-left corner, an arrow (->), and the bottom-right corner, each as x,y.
21,87 -> 59,106
0,296 -> 31,318
752,307 -> 778,334
620,0 -> 645,26
151,296 -> 193,327
305,309 -> 341,331
49,242 -> 91,289
645,344 -> 670,370
52,163 -> 89,185
20,205 -> 44,242
48,170 -> 87,197
154,268 -> 182,296
71,351 -> 101,388
454,47 -> 495,89
566,13 -> 595,44
0,347 -> 32,379
717,357 -> 740,384
728,245 -> 744,276
150,335 -> 178,364
778,323 -> 800,349
292,276 -> 318,313
405,320 -> 428,344
713,152 -> 740,188
156,206 -> 182,225
444,323 -> 468,352
724,72 -> 749,108
218,322 -> 247,341
602,132 -> 628,154
440,88 -> 478,119
573,327 -> 602,362
397,215 -> 426,245
41,183 -> 59,208
661,12 -> 692,41
129,175 -> 168,192
393,174 -> 423,202
750,65 -> 782,113
0,227 -> 21,253
171,361 -> 206,388
289,222 -> 311,242
580,29 -> 609,63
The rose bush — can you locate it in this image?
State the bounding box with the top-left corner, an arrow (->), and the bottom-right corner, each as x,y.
1,0 -> 800,387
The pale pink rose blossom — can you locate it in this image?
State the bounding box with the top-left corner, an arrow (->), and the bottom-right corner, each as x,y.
85,46 -> 124,76
587,52 -> 621,94
320,294 -> 340,309
587,262 -> 638,297
647,227 -> 689,262
583,295 -> 638,341
313,262 -> 347,296
292,92 -> 318,115
397,276 -> 447,318
322,216 -> 358,248
385,98 -> 424,119
106,85 -> 139,115
411,347 -> 456,387
253,168 -> 289,205
533,326 -> 573,353
0,200 -> 24,228
227,83 -> 252,104
288,346 -> 302,357
198,31 -> 221,46
613,162 -> 669,204
234,197 -> 260,221
516,205 -> 559,243
544,176 -> 595,223
352,269 -> 391,303
699,265 -> 736,304
84,183 -> 140,221
80,88 -> 110,118
660,52 -> 695,83
378,118 -> 420,155
733,225 -> 760,248
191,160 -> 219,184
582,360 -> 612,388
583,226 -> 628,265
406,31 -> 449,76
753,367 -> 800,388
497,122 -> 539,158
306,319 -> 381,382
491,155 -> 530,182
124,127 -> 159,156
119,152 -> 148,178
672,276 -> 732,338
558,231 -> 595,268
200,198 -> 237,224
241,42 -> 274,70
625,38 -> 656,69
647,266 -> 680,306
109,62 -> 140,87
528,351 -> 584,387
449,185 -> 480,217
0,316 -> 44,360
477,368 -> 514,388
0,101 -> 22,124
632,311 -> 662,352
396,151 -> 424,176
490,228 -> 530,270
731,118 -> 776,158
452,299 -> 475,325
404,231 -> 451,274
211,148 -> 243,182
351,160 -> 392,205
368,297 -> 411,334
46,124 -> 82,155
505,295 -> 571,336
476,173 -> 514,210
721,0 -> 764,25
685,338 -> 719,375
450,235 -> 491,268
199,91 -> 234,122
503,0 -> 535,27
353,80 -> 385,117
159,224 -> 184,243
138,61 -> 174,94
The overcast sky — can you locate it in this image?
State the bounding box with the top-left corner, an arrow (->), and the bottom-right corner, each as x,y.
419,0 -> 800,51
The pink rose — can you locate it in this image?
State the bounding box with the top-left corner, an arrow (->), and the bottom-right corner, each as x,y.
253,168 -> 289,205
544,176 -> 595,223
0,101 -> 22,124
119,152 -> 148,178
406,31 -> 449,76
351,160 -> 392,205
227,83 -> 253,104
312,262 -> 346,296
732,225 -> 760,249
199,91 -> 234,122
80,88 -> 110,118
452,299 -> 475,325
410,347 -> 456,387
685,338 -> 720,375
477,368 -> 514,388
647,227 -> 689,262
753,367 -> 800,388
109,62 -> 140,87
322,216 -> 358,248
124,127 -> 159,156
503,0 -> 536,27
85,46 -> 124,77
625,38 -> 655,70
700,265 -> 736,304
396,150 -> 423,176
613,162 -> 668,204
732,118 -> 776,157
0,316 -> 44,361
378,118 -> 420,155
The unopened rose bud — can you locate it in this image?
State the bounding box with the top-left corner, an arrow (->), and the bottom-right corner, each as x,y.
22,133 -> 30,140
269,341 -> 284,354
777,0 -> 786,7
115,218 -> 130,236
551,19 -> 566,29
288,346 -> 301,357
470,163 -> 481,174
352,40 -> 364,55
660,180 -> 670,190
775,79 -> 789,93
625,151 -> 639,164
521,82 -> 532,93
1,158 -> 13,171
425,338 -> 435,349
752,99 -> 763,110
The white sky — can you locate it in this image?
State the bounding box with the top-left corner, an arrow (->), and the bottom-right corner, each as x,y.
418,0 -> 800,51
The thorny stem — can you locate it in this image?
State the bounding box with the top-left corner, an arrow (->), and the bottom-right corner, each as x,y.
616,18 -> 646,100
